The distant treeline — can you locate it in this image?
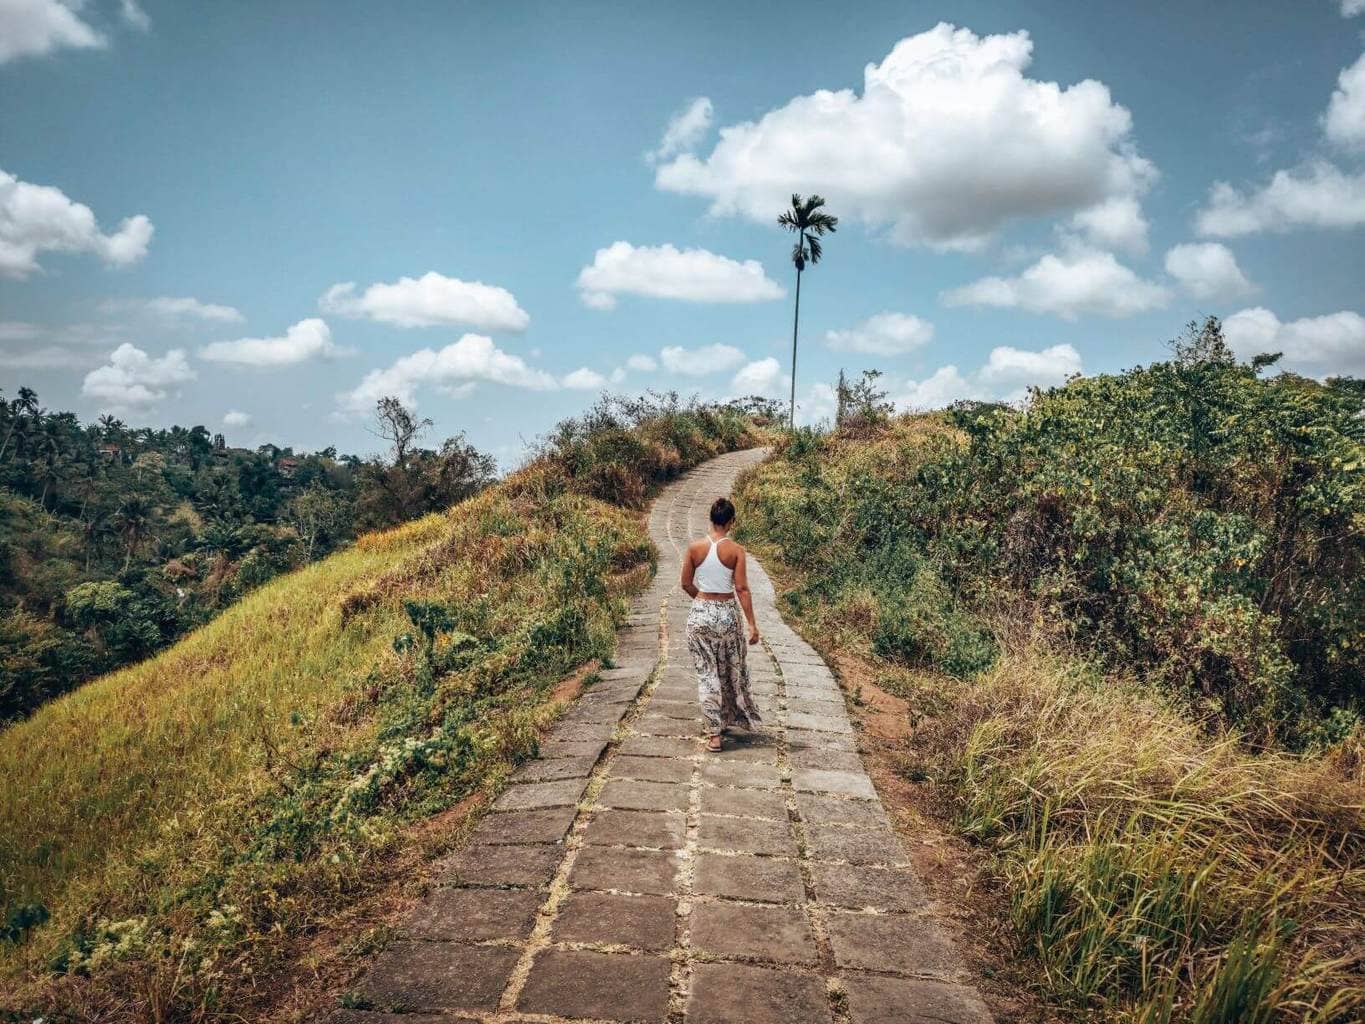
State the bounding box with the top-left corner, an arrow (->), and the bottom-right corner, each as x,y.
0,390 -> 494,722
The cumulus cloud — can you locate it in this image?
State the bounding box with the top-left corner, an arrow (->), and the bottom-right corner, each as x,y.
894,344 -> 1082,410
656,23 -> 1154,250
104,296 -> 245,323
649,97 -> 713,162
1223,306 -> 1365,377
200,318 -> 343,367
731,357 -> 785,396
320,272 -> 530,331
119,0 -> 150,31
577,242 -> 783,310
942,248 -> 1169,319
626,353 -> 659,372
0,169 -> 153,278
223,409 -> 251,427
1066,195 -> 1150,254
1342,1 -> 1364,16
825,312 -> 934,355
81,343 -> 195,410
562,367 -> 609,390
1325,52 -> 1365,150
1196,161 -> 1365,235
659,343 -> 747,376
339,334 -> 558,414
0,0 -> 104,63
1164,243 -> 1256,300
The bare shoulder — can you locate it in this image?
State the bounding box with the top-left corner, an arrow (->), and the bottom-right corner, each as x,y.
687,538 -> 710,562
717,537 -> 744,565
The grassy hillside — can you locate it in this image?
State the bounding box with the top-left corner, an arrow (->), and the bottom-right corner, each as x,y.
735,341 -> 1363,1022
0,394 -> 763,1020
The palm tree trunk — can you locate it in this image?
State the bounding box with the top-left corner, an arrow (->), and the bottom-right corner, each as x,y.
789,265 -> 803,430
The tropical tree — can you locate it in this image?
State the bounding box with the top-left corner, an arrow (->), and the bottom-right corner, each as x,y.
777,193 -> 838,429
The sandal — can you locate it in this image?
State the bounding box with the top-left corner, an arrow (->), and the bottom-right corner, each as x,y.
706,736 -> 723,753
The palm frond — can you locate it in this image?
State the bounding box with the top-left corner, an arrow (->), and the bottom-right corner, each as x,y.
777,210 -> 799,231
806,235 -> 823,264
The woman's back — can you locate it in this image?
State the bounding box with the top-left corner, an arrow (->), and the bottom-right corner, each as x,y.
692,536 -> 738,593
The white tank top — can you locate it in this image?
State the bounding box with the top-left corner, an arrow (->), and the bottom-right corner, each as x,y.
694,537 -> 735,593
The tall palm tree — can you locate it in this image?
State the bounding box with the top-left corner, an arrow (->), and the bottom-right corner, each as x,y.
778,194 -> 838,429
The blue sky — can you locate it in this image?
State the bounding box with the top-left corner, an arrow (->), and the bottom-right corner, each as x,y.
2,0 -> 1363,466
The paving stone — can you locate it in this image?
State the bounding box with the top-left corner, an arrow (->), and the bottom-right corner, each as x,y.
518,949 -> 671,1020
825,912 -> 961,977
647,698 -> 701,720
795,792 -> 890,828
599,778 -> 690,812
698,786 -> 788,820
439,842 -> 561,888
700,760 -> 782,789
571,846 -> 680,895
547,721 -> 615,744
552,892 -> 677,950
786,684 -> 841,701
792,768 -> 878,800
403,887 -> 541,941
689,901 -> 817,964
539,737 -> 610,759
787,730 -> 859,752
842,974 -> 994,1024
806,824 -> 910,866
561,700 -> 629,725
467,805 -> 577,845
492,777 -> 588,811
513,754 -> 597,782
786,711 -> 855,735
611,755 -> 693,783
583,809 -> 686,849
697,814 -> 797,856
786,695 -> 844,712
810,863 -> 928,913
620,735 -> 698,758
694,853 -> 805,903
788,747 -> 863,771
686,962 -> 831,1024
355,941 -> 516,1013
634,713 -> 698,737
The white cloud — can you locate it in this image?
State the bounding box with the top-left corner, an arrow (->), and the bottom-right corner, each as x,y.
320,272 -> 530,331
1195,161 -> 1365,236
1325,52 -> 1365,150
731,357 -> 785,396
0,168 -> 153,278
81,343 -> 195,410
1164,243 -> 1256,300
223,409 -> 251,427
0,0 -> 104,64
649,97 -> 713,162
200,318 -> 343,367
0,321 -> 41,341
659,343 -> 747,376
1342,1 -> 1364,17
104,296 -> 245,323
1066,195 -> 1150,254
894,343 -> 1083,410
942,248 -> 1169,319
119,0 -> 150,31
577,242 -> 784,310
825,312 -> 934,355
562,366 -> 609,390
798,382 -> 839,426
656,23 -> 1154,250
1223,306 -> 1365,377
626,353 -> 658,372
339,334 -> 558,414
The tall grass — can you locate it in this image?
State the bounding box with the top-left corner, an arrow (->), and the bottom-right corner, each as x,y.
0,395 -> 762,1019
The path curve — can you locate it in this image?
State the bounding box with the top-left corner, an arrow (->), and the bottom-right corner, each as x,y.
333,449 -> 993,1024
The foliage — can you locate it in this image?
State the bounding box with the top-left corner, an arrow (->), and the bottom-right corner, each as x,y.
0,389 -> 496,723
0,395 -> 761,1020
739,320 -> 1363,744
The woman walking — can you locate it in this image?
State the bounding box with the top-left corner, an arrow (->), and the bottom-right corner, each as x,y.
680,497 -> 762,752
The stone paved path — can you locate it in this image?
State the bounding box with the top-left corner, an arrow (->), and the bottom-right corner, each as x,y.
332,449 -> 993,1024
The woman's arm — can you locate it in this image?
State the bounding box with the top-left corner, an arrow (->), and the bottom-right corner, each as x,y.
680,543 -> 699,598
732,547 -> 759,644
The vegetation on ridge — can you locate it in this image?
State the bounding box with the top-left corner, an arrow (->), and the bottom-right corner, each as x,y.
0,392 -> 764,1021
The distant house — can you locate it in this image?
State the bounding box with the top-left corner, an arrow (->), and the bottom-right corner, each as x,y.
97,444 -> 121,461
277,457 -> 300,477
